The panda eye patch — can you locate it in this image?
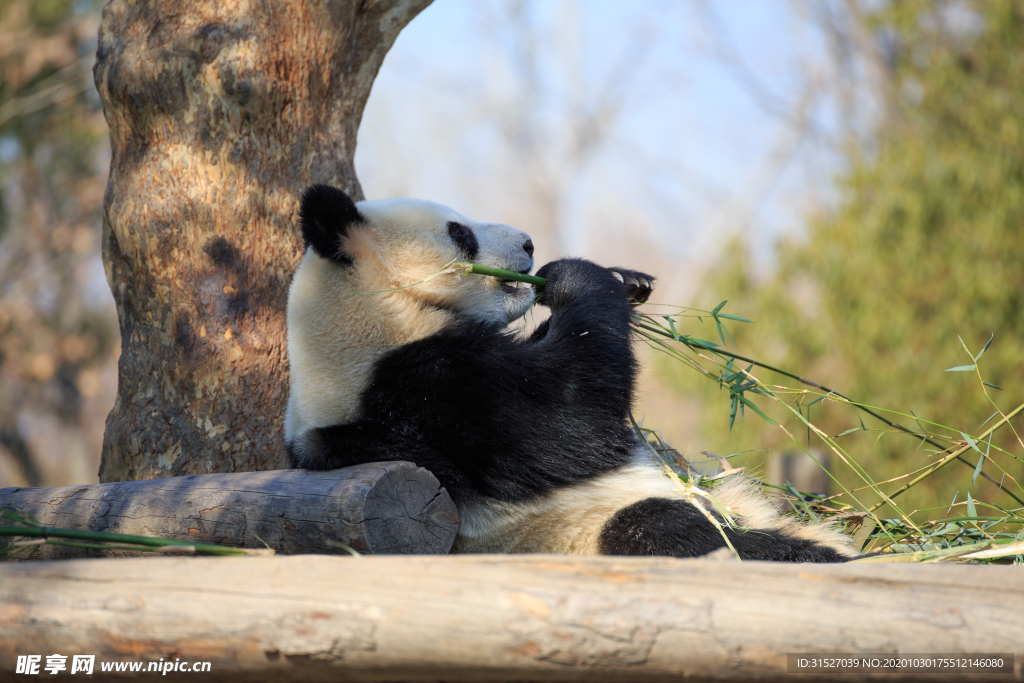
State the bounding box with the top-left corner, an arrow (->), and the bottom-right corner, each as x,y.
447,221 -> 479,260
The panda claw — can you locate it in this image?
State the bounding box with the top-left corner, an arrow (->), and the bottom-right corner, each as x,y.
608,267 -> 655,306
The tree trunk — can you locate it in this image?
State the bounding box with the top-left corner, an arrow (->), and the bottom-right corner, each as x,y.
0,463 -> 459,559
93,0 -> 432,482
0,555 -> 1019,682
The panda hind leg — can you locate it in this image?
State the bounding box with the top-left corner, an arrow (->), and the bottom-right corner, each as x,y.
597,497 -> 847,563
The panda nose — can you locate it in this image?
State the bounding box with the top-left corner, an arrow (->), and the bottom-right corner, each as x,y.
523,239 -> 534,257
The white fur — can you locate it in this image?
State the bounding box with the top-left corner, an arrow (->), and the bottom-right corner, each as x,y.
454,453 -> 677,554
711,476 -> 859,557
454,450 -> 858,557
286,198 -> 534,442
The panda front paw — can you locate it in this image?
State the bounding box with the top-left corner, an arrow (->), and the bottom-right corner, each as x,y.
536,259 -> 655,309
535,258 -> 601,309
609,268 -> 655,306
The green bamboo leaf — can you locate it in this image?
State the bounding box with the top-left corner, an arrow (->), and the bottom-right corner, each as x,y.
974,432 -> 991,485
711,300 -> 727,316
784,482 -> 820,523
954,335 -> 970,358
972,451 -> 985,486
721,321 -> 738,347
716,313 -> 753,323
966,492 -> 977,519
685,337 -> 720,350
979,410 -> 999,428
910,409 -> 928,435
736,394 -> 776,425
960,431 -> 981,453
664,315 -> 680,339
834,427 -> 861,438
974,333 -> 994,361
928,523 -> 961,537
945,364 -> 976,372
974,434 -> 993,487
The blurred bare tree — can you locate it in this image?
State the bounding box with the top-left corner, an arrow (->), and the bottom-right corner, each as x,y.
694,0 -> 889,241
0,0 -> 114,487
358,0 -> 664,270
677,0 -> 1024,511
475,0 -> 655,259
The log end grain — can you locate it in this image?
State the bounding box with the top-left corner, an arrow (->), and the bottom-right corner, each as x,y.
361,463 -> 460,555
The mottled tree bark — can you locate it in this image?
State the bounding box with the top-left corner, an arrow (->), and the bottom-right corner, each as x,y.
94,0 -> 431,482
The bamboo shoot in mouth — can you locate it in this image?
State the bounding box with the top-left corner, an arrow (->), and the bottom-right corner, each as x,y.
461,262 -> 547,286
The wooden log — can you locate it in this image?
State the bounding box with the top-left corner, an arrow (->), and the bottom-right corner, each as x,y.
0,463 -> 458,559
0,555 -> 1019,682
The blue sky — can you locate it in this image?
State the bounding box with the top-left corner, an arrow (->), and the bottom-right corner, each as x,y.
356,0 -> 859,283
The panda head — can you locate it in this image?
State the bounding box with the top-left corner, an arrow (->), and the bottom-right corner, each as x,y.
298,184 -> 536,325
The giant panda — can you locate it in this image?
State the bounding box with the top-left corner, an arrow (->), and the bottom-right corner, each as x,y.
285,184 -> 857,562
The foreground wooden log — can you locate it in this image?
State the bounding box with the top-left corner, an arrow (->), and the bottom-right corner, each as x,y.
0,463 -> 458,559
0,555 -> 1019,682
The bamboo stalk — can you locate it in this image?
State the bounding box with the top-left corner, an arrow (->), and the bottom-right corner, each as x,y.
463,263 -> 547,286
866,401 -> 1024,512
0,524 -> 267,556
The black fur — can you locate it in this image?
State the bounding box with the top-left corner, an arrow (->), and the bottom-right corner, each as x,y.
289,257 -> 846,563
598,497 -> 845,562
299,184 -> 365,264
447,221 -> 479,261
291,259 -> 642,502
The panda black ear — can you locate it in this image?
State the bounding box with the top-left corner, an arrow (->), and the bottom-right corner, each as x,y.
299,184 -> 366,264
